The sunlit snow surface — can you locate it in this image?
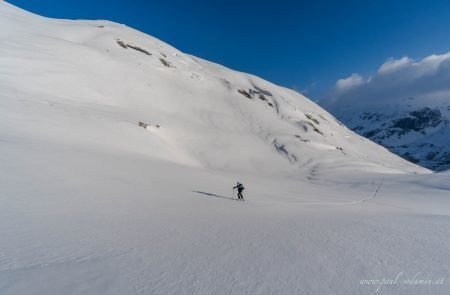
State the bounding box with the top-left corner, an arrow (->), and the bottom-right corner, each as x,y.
0,2 -> 449,294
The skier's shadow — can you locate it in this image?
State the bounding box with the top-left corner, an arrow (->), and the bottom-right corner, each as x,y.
192,191 -> 236,201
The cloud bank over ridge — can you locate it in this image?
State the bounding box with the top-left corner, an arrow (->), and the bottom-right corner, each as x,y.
323,52 -> 450,110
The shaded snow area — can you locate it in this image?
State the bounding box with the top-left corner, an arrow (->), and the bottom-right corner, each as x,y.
0,2 -> 449,294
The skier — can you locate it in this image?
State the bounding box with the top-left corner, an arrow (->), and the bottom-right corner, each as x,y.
233,182 -> 245,201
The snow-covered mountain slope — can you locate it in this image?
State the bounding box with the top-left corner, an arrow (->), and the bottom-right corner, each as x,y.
1,2 -> 450,295
0,1 -> 425,175
322,93 -> 450,171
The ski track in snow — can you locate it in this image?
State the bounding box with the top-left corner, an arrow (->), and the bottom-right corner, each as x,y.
243,180 -> 383,206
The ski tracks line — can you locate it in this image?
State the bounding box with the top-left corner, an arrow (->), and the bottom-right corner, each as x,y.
250,180 -> 384,207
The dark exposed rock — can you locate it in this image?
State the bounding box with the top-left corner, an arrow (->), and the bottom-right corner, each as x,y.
116,39 -> 128,49
248,89 -> 259,96
426,151 -> 438,160
306,122 -> 323,135
294,134 -> 310,143
364,129 -> 381,138
237,88 -> 277,111
116,39 -> 152,56
126,44 -> 151,55
305,114 -> 320,125
318,114 -> 328,122
138,121 -> 149,129
160,58 -> 174,68
361,112 -> 383,122
139,122 -> 160,129
352,126 -> 364,132
253,85 -> 273,97
238,89 -> 252,99
392,108 -> 442,133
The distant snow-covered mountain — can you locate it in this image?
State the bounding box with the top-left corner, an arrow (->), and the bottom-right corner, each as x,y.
322,95 -> 450,171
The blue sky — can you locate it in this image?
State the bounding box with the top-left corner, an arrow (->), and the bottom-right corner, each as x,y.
7,0 -> 450,99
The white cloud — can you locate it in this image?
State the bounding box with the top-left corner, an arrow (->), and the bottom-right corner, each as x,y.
377,57 -> 412,74
336,73 -> 364,90
322,52 -> 450,110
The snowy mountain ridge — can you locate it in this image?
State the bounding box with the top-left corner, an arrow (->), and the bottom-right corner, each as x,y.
322,95 -> 450,171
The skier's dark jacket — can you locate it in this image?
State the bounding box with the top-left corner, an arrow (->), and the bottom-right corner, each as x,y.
234,183 -> 244,193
